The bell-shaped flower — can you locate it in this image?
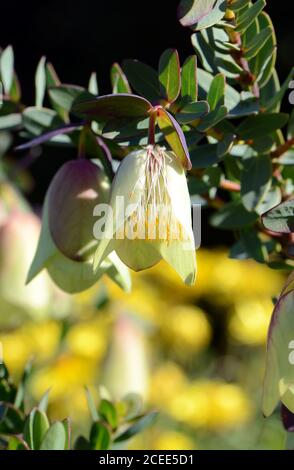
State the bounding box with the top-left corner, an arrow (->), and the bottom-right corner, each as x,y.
93,145 -> 196,285
263,273 -> 294,416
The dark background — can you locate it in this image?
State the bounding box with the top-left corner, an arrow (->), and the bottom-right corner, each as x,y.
1,1 -> 292,102
0,0 -> 293,245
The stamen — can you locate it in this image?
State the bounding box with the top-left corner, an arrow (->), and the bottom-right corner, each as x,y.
126,146 -> 185,241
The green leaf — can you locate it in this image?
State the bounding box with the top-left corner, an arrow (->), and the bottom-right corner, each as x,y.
254,12 -> 277,88
32,410 -> 50,450
181,55 -> 198,103
111,63 -> 131,94
207,73 -> 225,110
191,32 -> 218,75
240,228 -> 268,263
190,143 -> 219,168
214,57 -> 243,76
122,60 -> 161,103
23,409 -> 36,449
40,422 -> 66,450
189,166 -> 221,193
243,26 -> 272,60
0,45 -> 14,94
88,72 -> 99,95
157,107 -> 191,169
210,201 -> 258,229
0,113 -> 22,130
178,0 -> 227,31
46,62 -> 61,87
7,436 -> 27,450
14,361 -> 32,410
38,390 -> 50,413
89,422 -> 111,450
99,399 -> 118,429
123,393 -> 144,421
241,155 -> 272,212
235,0 -> 266,33
262,200 -> 294,234
217,132 -> 235,157
49,85 -> 87,113
62,418 -> 71,450
35,56 -> 46,107
176,101 -> 209,123
288,109 -> 294,139
230,0 -> 250,11
197,68 -> 241,114
73,94 -> 151,121
197,105 -> 227,132
23,107 -> 63,136
237,113 -> 289,140
114,411 -> 158,443
159,49 -> 181,103
0,405 -> 24,435
10,74 -> 21,103
256,186 -> 281,216
85,386 -> 99,421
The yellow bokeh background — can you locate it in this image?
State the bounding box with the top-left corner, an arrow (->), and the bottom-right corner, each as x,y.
0,245 -> 286,450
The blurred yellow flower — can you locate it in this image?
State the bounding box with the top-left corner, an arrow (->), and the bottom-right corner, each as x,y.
128,430 -> 195,451
161,305 -> 211,355
205,252 -> 284,303
0,321 -> 61,375
149,362 -> 188,408
168,381 -> 251,430
229,298 -> 273,345
30,354 -> 96,400
48,386 -> 98,421
151,431 -> 195,450
105,276 -> 161,323
65,320 -> 108,360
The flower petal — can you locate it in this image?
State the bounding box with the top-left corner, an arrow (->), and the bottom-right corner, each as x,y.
116,239 -> 161,271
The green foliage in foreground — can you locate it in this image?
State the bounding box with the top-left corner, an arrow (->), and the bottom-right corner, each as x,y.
0,363 -> 157,450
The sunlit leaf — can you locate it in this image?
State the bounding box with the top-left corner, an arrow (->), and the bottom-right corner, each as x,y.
111,63 -> 131,94
159,49 -> 181,103
181,55 -> 198,103
35,56 -> 46,107
157,107 -> 191,169
178,0 -> 227,31
262,200 -> 294,234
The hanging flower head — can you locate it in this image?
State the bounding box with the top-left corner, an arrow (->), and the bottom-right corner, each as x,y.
93,145 -> 197,285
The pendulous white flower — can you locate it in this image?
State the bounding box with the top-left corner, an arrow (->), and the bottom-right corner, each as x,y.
93,145 -> 196,285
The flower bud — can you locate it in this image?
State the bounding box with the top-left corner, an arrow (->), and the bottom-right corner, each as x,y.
48,159 -> 109,261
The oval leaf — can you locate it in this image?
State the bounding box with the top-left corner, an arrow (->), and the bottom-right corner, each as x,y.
178,0 -> 227,31
241,155 -> 272,212
73,94 -> 151,121
262,200 -> 294,234
181,55 -> 198,103
122,60 -> 161,103
159,49 -> 181,103
156,107 -> 191,169
111,63 -> 131,94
